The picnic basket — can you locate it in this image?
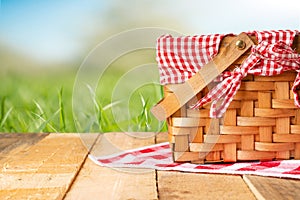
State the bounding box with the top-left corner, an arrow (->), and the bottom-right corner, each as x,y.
151,30 -> 300,163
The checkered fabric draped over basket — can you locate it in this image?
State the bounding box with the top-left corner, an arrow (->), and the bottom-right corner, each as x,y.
157,30 -> 300,118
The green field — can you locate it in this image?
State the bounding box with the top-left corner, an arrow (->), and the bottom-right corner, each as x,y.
0,70 -> 75,133
0,50 -> 167,133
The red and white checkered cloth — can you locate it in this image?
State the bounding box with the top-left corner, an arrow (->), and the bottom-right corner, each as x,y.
157,33 -> 226,84
90,142 -> 300,179
157,30 -> 300,118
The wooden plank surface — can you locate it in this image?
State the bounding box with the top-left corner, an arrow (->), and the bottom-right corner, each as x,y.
64,132 -> 158,200
157,172 -> 256,200
243,175 -> 300,200
0,133 -> 88,200
1,133 -> 300,199
0,133 -> 48,160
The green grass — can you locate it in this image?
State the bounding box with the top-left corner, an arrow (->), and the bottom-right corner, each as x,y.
0,67 -> 167,133
0,70 -> 75,132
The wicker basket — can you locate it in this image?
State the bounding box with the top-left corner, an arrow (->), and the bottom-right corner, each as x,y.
153,32 -> 300,163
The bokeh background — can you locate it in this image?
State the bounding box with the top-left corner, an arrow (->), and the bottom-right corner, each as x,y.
0,0 -> 299,133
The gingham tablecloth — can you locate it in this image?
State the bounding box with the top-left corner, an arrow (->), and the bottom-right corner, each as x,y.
90,142 -> 300,179
157,30 -> 300,118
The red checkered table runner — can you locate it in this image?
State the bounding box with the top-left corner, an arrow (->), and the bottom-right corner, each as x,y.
90,142 -> 300,179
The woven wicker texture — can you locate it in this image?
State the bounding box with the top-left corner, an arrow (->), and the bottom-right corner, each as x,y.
166,35 -> 300,163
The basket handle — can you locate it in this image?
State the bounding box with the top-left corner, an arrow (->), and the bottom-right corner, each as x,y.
151,32 -> 255,121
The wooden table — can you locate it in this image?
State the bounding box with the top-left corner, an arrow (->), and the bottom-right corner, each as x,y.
0,133 -> 299,200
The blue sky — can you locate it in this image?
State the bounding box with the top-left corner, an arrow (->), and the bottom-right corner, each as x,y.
0,0 -> 107,62
0,0 -> 299,64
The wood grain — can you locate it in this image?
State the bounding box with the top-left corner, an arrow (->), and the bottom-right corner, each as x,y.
243,175 -> 300,200
237,117 -> 276,126
1,132 -> 300,199
255,108 -> 296,118
157,171 -> 256,200
65,132 -> 158,200
0,133 -> 48,160
237,150 -> 275,161
0,134 -> 88,200
220,126 -> 259,135
172,117 -> 206,127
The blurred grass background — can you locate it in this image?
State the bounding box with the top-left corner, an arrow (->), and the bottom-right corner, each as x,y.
0,48 -> 165,133
0,0 -> 298,133
0,69 -> 76,132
